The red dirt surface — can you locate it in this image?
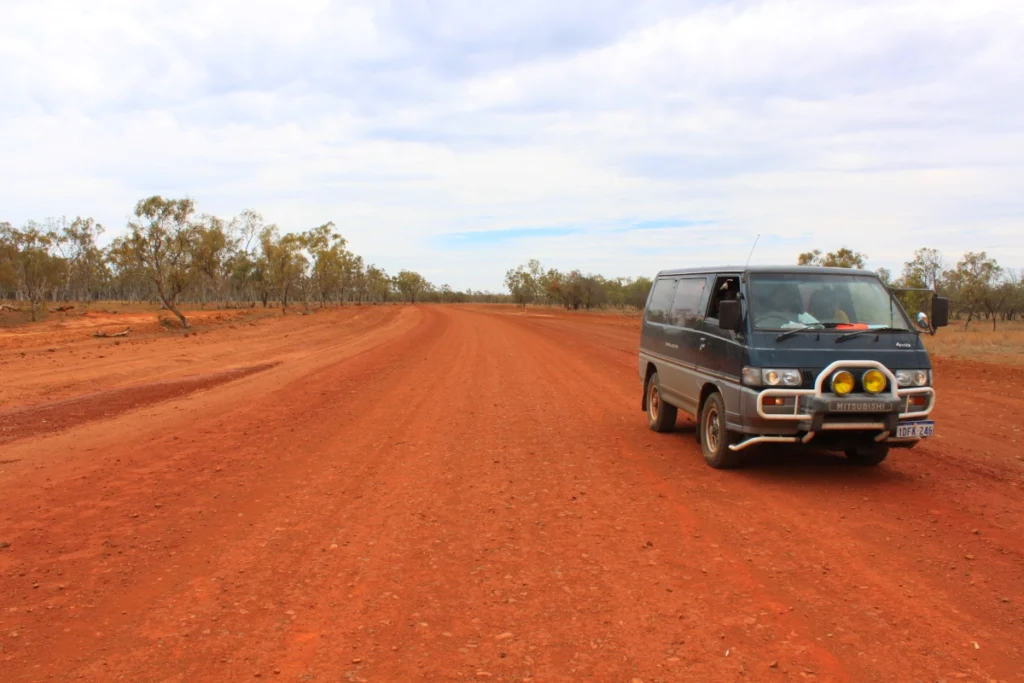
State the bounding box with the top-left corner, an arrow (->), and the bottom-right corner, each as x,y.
1,305 -> 1022,682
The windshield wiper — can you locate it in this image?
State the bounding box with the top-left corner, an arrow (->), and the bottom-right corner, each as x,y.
835,326 -> 893,342
776,324 -> 824,341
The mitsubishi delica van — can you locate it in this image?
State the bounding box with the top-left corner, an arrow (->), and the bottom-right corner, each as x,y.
638,266 -> 950,469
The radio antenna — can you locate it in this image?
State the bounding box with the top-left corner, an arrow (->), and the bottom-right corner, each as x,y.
744,233 -> 761,269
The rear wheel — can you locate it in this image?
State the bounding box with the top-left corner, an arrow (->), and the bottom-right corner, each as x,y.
700,392 -> 740,469
646,372 -> 677,433
844,445 -> 889,467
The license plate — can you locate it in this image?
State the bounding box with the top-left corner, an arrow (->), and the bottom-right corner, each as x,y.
829,401 -> 889,412
896,421 -> 934,439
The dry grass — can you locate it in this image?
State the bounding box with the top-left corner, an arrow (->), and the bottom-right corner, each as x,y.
924,319 -> 1024,365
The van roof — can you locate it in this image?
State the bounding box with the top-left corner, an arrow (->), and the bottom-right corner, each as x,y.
655,265 -> 881,278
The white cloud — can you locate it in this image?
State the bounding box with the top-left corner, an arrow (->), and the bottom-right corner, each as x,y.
1,0 -> 1022,290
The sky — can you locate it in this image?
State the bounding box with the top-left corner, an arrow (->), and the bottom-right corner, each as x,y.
2,0 -> 1023,292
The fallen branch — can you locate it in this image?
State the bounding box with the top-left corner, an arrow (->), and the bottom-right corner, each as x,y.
0,304 -> 22,312
93,327 -> 131,338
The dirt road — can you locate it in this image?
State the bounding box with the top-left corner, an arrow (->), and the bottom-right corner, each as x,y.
1,305 -> 1022,682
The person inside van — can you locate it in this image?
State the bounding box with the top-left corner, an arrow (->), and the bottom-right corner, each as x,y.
808,287 -> 851,324
752,282 -> 807,327
709,277 -> 739,318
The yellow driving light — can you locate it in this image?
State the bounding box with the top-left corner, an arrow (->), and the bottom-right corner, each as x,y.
862,369 -> 886,394
831,370 -> 855,395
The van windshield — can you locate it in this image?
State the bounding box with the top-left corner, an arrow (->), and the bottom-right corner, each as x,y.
748,272 -> 910,331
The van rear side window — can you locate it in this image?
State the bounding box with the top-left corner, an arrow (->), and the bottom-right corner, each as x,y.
646,278 -> 675,323
670,277 -> 707,328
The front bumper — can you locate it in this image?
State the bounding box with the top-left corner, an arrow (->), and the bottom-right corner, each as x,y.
730,360 -> 935,452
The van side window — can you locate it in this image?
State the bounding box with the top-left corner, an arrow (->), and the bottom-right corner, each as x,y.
670,277 -> 707,328
645,278 -> 676,324
706,275 -> 740,320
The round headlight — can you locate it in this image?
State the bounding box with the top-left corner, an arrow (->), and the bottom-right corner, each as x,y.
895,370 -> 930,387
781,369 -> 802,387
862,369 -> 886,394
764,370 -> 780,386
832,370 -> 855,396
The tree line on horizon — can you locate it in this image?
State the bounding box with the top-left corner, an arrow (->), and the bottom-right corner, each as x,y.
0,197 -> 512,328
504,259 -> 653,311
4,204 -> 1020,331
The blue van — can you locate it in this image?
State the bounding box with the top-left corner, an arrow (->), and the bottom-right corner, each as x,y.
638,266 -> 949,468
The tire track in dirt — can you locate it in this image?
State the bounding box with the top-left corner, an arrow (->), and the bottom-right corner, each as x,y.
0,362 -> 279,445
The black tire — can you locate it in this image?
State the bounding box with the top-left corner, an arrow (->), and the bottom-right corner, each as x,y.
844,445 -> 889,467
646,372 -> 677,433
700,392 -> 740,469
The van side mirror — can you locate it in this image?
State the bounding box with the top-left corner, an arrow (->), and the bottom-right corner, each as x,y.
931,296 -> 949,328
718,299 -> 742,331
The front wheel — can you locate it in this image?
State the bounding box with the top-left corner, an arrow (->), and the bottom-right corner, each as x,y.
700,392 -> 740,469
844,445 -> 889,466
646,372 -> 677,433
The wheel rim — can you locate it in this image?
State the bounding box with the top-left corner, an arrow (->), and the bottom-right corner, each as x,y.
705,405 -> 721,452
649,384 -> 660,420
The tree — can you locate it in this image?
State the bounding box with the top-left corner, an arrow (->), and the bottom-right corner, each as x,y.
260,227 -> 306,313
106,235 -> 149,304
193,216 -> 232,307
541,268 -> 564,306
224,210 -> 267,307
902,248 -> 945,290
577,273 -> 607,310
125,196 -> 202,328
797,247 -> 867,269
1,222 -> 66,320
946,251 -> 1002,329
896,247 -> 946,315
1003,269 -> 1024,322
623,276 -> 653,310
504,265 -> 533,307
234,209 -> 265,259
341,252 -> 363,304
560,270 -> 585,310
0,222 -> 18,298
527,259 -> 545,304
364,265 -> 390,304
303,222 -> 348,306
394,270 -> 428,303
53,217 -> 105,302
